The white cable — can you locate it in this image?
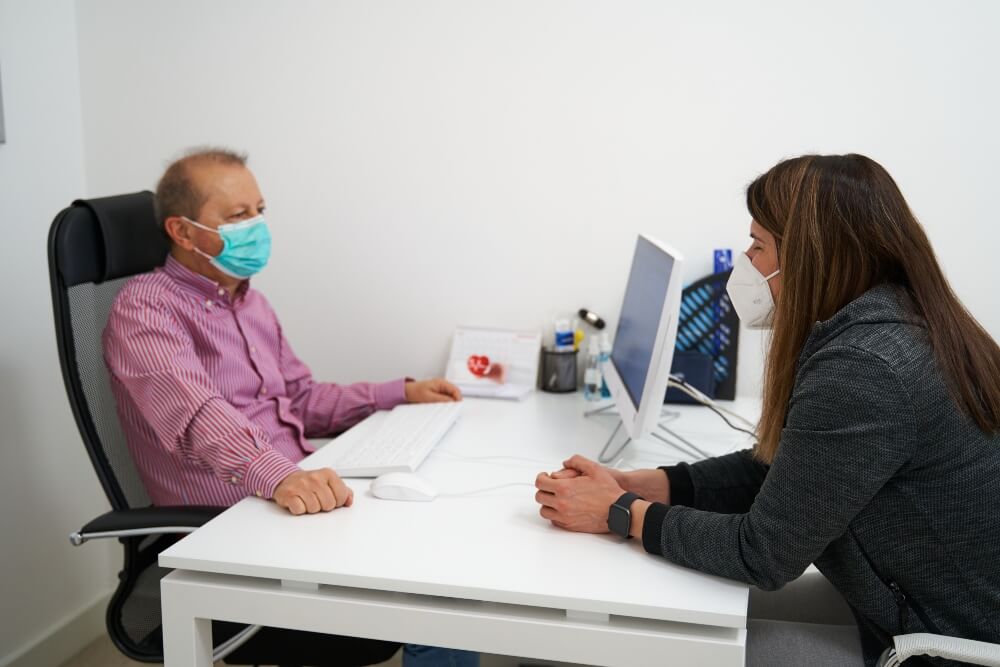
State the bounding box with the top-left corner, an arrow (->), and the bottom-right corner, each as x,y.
614,457 -> 674,471
667,378 -> 758,433
714,404 -> 757,429
668,376 -> 757,428
428,451 -> 554,497
680,382 -> 756,429
431,448 -> 559,468
438,482 -> 536,498
669,380 -> 756,428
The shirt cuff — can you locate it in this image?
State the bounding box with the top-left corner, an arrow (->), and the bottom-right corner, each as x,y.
374,378 -> 409,410
641,502 -> 670,555
244,449 -> 301,499
660,464 -> 694,506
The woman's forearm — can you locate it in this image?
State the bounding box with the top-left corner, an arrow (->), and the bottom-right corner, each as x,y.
624,468 -> 670,503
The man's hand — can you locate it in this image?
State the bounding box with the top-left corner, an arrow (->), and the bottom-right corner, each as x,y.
534,455 -> 626,533
273,468 -> 353,516
404,378 -> 462,403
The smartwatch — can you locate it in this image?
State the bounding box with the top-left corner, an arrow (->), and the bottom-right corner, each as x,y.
607,492 -> 642,539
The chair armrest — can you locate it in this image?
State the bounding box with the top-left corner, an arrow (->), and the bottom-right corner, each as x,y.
70,506 -> 223,546
879,633 -> 1000,667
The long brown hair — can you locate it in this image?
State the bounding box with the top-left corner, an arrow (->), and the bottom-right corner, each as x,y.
748,154 -> 1000,463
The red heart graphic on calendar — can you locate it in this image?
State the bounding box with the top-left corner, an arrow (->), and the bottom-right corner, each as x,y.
467,355 -> 490,377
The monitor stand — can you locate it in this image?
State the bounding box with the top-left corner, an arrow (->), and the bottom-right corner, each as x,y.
585,403 -> 712,463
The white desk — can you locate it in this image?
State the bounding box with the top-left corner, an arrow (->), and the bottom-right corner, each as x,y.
159,392 -> 758,666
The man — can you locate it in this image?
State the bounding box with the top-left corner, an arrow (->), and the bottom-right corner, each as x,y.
103,148 -> 476,667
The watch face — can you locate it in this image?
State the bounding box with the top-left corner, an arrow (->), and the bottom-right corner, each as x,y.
608,504 -> 630,538
608,492 -> 639,538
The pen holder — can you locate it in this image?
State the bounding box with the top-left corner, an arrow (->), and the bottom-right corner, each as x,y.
540,348 -> 578,393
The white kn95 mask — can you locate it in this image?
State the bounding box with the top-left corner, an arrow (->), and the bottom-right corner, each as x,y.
726,252 -> 780,329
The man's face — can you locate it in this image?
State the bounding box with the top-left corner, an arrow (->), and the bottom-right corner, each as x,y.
165,163 -> 267,286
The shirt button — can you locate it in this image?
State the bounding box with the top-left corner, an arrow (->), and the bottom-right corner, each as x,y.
249,346 -> 257,354
230,476 -> 237,484
260,387 -> 268,395
218,288 -> 225,296
205,299 -> 213,308
255,491 -> 262,498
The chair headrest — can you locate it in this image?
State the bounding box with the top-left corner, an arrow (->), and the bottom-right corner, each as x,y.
54,191 -> 170,286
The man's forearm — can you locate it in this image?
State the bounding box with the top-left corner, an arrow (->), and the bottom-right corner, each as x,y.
187,398 -> 298,497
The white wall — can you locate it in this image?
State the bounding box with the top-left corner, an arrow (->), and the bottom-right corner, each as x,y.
0,1 -> 117,664
0,2 -> 995,663
75,0 -> 1000,400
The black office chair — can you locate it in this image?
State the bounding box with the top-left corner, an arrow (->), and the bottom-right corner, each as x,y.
49,191 -> 403,667
47,191 -> 260,662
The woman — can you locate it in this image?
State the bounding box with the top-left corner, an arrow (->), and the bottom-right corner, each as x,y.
535,154 -> 1000,666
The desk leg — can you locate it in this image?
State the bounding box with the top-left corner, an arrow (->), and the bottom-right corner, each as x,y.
162,574 -> 214,667
158,570 -> 746,666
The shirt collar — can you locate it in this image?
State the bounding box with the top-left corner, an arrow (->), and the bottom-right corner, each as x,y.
161,255 -> 250,305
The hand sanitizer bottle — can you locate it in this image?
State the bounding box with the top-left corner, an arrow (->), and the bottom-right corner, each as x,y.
583,338 -> 601,401
599,333 -> 612,399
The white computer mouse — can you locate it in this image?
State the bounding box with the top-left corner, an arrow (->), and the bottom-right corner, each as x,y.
369,472 -> 438,502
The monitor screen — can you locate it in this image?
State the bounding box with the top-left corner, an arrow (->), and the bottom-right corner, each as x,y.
610,237 -> 675,410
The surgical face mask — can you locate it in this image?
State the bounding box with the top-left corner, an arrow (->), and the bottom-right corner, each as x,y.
183,215 -> 271,279
726,252 -> 780,329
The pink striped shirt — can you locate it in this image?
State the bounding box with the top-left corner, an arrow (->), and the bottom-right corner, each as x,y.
103,255 -> 407,507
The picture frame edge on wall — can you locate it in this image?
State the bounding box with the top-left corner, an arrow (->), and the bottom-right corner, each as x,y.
0,60 -> 6,144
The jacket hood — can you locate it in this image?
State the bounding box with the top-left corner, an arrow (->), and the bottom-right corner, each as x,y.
799,283 -> 923,362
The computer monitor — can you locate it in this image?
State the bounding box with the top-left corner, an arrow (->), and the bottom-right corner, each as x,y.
603,235 -> 684,441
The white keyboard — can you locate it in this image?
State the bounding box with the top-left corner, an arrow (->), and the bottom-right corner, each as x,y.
332,402 -> 462,477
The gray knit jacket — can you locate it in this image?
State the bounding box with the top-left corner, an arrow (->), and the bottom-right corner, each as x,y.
641,284 -> 1000,666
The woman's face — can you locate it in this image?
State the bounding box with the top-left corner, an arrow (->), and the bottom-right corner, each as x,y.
746,220 -> 781,300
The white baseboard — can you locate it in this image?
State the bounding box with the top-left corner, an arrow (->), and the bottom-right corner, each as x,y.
0,590 -> 112,667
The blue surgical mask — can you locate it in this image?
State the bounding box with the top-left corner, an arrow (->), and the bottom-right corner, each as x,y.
183,215 -> 272,279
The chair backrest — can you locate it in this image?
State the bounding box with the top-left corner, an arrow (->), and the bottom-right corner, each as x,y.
48,191 -> 169,511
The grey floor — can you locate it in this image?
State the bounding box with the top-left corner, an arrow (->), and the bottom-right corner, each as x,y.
57,634 -> 403,667
58,634 -> 578,667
